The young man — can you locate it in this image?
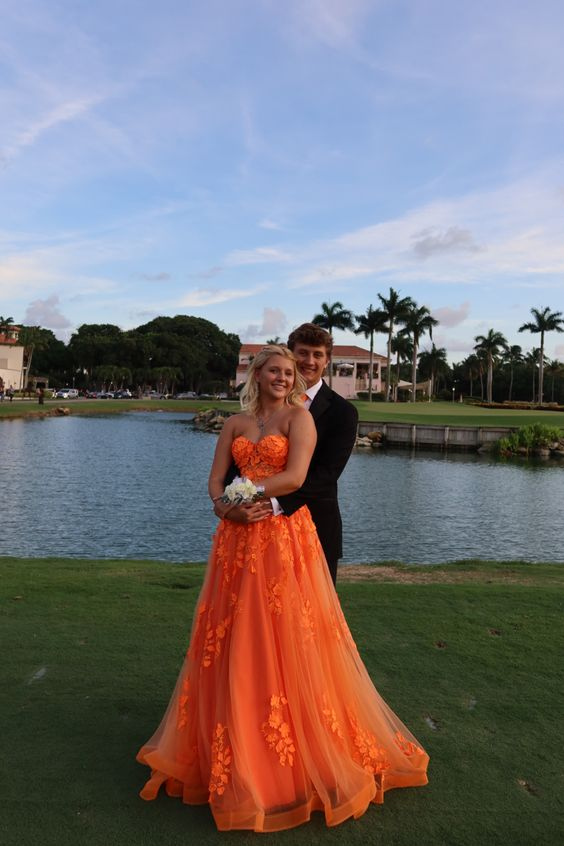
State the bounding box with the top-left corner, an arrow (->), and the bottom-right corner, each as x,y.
277,323 -> 358,584
216,323 -> 358,585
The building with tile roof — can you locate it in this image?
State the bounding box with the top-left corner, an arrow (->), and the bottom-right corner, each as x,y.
236,343 -> 386,399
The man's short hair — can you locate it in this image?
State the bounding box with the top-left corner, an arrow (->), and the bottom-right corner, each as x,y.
287,322 -> 333,355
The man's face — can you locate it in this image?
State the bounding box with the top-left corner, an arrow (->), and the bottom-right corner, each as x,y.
292,343 -> 330,389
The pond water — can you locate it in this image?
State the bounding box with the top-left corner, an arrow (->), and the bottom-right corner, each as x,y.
1,412 -> 563,564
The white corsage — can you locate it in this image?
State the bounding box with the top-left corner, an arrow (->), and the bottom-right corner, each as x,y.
220,476 -> 265,504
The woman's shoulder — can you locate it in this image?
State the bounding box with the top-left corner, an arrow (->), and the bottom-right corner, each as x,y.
225,411 -> 255,435
286,404 -> 315,430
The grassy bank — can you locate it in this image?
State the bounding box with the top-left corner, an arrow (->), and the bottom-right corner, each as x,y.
2,557 -> 562,846
1,398 -> 563,429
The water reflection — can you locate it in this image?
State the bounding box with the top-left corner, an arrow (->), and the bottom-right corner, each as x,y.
0,412 -> 562,564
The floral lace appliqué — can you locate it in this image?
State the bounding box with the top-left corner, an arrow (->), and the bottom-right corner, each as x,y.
262,693 -> 296,767
347,710 -> 391,774
394,731 -> 425,757
322,694 -> 344,741
176,678 -> 190,730
300,598 -> 315,640
203,614 -> 232,668
209,723 -> 232,796
266,578 -> 283,615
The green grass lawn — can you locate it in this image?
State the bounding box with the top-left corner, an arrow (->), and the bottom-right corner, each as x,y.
2,557 -> 562,846
353,400 -> 564,428
1,397 -> 563,430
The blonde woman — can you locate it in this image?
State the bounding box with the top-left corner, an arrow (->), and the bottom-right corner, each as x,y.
137,344 -> 428,832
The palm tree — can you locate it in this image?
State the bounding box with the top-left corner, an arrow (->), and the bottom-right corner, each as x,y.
0,315 -> 14,335
391,331 -> 412,401
377,288 -> 414,401
502,344 -> 523,402
265,336 -> 281,345
474,329 -> 508,403
18,326 -> 52,390
545,359 -> 563,403
524,348 -> 542,403
312,300 -> 355,387
402,305 -> 439,402
518,306 -> 564,404
462,354 -> 481,398
418,344 -> 449,400
354,305 -> 388,401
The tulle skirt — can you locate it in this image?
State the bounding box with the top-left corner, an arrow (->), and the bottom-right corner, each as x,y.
137,508 -> 428,831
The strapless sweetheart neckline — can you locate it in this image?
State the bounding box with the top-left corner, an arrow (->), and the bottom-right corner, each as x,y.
233,434 -> 288,448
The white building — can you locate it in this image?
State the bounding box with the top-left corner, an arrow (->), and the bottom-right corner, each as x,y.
0,325 -> 25,391
236,344 -> 386,400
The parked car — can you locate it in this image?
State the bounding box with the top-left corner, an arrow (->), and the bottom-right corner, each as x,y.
114,389 -> 132,399
55,388 -> 79,399
97,391 -> 115,399
175,391 -> 198,399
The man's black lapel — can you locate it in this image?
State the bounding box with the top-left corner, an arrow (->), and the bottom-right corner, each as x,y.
308,381 -> 331,423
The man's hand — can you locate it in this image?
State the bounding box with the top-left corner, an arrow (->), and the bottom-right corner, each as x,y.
214,499 -> 273,523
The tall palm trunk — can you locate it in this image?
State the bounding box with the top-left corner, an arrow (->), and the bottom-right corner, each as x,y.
411,340 -> 418,403
385,329 -> 392,402
487,355 -> 493,403
538,333 -> 545,404
368,333 -> 374,402
395,351 -> 401,402
508,366 -> 514,401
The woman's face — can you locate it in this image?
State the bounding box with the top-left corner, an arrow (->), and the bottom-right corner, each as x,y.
255,354 -> 296,401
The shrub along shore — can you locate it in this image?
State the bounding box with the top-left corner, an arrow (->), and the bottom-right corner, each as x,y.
1,556 -> 562,846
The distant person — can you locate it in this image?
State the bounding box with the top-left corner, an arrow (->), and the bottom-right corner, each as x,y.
37,388 -> 45,405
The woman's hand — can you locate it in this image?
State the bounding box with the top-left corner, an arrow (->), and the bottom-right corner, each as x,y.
214,499 -> 273,523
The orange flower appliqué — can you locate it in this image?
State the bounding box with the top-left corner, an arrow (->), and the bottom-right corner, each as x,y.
209,723 -> 232,796
262,693 -> 296,767
176,677 -> 190,730
347,710 -> 391,774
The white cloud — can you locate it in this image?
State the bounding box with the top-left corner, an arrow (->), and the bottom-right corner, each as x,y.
433,302 -> 471,328
259,218 -> 283,230
178,285 -> 269,307
226,246 -> 293,266
1,95 -> 106,167
291,264 -> 374,289
23,294 -> 71,330
135,272 -> 171,282
411,227 -> 483,259
241,307 -> 288,341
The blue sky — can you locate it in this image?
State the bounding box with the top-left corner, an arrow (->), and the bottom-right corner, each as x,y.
1,0 -> 564,362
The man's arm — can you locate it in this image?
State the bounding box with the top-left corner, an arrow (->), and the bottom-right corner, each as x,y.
278,400 -> 358,516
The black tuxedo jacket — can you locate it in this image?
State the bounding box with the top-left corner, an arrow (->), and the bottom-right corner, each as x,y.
278,382 -> 358,582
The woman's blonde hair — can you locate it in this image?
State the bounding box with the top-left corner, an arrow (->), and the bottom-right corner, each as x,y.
240,345 -> 306,417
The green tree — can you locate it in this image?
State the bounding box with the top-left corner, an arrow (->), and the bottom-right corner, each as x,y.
474,329 -> 508,403
545,359 -> 563,403
390,331 -> 412,401
402,305 -> 439,402
0,315 -> 14,332
312,300 -> 355,387
518,306 -> 564,404
377,288 -> 414,401
354,305 -> 388,402
502,345 -> 523,402
418,344 -> 449,400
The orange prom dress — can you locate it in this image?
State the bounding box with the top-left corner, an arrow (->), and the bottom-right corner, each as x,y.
136,435 -> 429,831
